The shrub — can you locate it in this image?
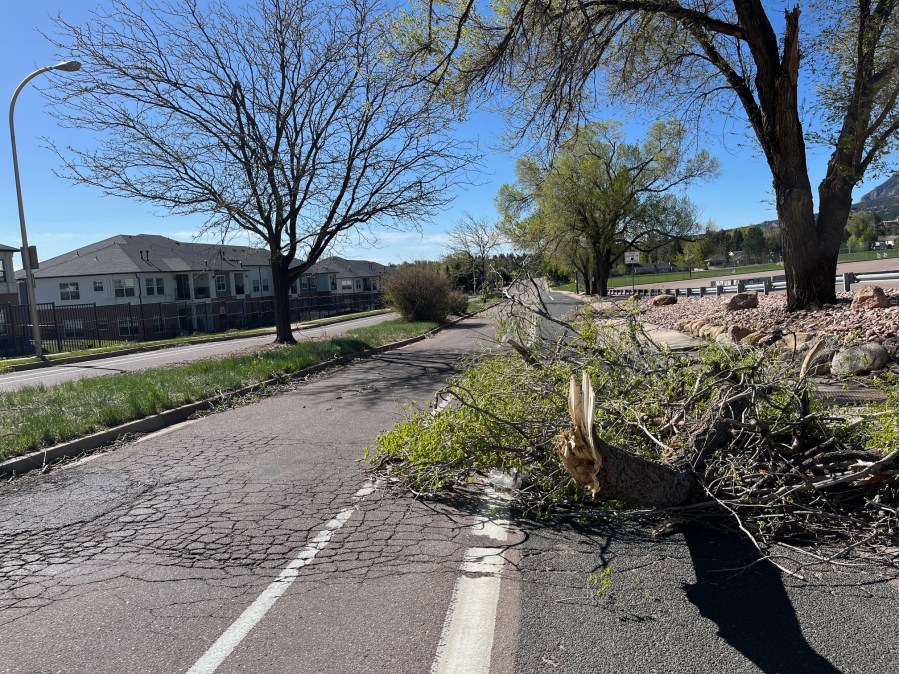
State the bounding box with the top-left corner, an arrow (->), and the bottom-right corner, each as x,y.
384,263 -> 453,321
446,290 -> 469,316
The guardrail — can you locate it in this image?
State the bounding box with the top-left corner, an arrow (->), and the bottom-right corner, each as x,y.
607,268 -> 899,298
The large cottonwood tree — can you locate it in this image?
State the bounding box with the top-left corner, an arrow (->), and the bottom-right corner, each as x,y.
413,0 -> 899,310
47,0 -> 475,342
497,121 -> 716,295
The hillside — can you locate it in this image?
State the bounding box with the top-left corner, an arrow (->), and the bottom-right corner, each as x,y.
856,173 -> 899,220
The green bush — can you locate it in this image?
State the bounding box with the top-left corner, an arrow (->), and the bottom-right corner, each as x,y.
384,262 -> 454,322
447,290 -> 469,315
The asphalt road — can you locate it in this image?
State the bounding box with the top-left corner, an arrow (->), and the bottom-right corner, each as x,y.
0,312 -> 397,392
1,294 -> 897,673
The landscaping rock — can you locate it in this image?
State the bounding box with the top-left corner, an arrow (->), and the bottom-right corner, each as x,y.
851,286 -> 891,310
742,331 -> 767,346
652,294 -> 677,306
778,332 -> 816,351
728,325 -> 753,343
724,292 -> 759,311
831,343 -> 890,377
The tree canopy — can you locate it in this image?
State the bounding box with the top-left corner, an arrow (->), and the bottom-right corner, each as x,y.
497,121 -> 717,295
411,0 -> 899,309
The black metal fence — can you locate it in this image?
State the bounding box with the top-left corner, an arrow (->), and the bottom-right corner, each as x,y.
0,292 -> 384,359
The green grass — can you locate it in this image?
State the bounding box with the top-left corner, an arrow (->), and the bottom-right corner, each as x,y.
0,318 -> 438,462
0,309 -> 392,369
552,248 -> 899,292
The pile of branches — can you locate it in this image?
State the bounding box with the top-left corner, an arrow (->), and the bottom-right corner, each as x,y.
371,278 -> 899,572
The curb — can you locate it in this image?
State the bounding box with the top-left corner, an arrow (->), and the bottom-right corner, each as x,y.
0,309 -> 485,477
1,311 -> 393,374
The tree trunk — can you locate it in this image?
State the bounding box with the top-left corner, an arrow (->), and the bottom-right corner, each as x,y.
774,175 -> 838,310
593,247 -> 611,297
557,373 -> 747,508
270,258 -> 297,344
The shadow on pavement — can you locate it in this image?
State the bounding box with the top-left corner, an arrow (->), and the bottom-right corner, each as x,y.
683,525 -> 842,674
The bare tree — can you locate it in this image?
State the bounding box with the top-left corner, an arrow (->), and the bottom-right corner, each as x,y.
446,214 -> 505,294
46,0 -> 477,342
412,0 -> 899,310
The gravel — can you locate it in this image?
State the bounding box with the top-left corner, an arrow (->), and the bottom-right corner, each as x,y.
640,289 -> 899,358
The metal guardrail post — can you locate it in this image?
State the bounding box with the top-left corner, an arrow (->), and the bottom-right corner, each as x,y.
737,280 -> 745,292
715,285 -> 723,296
763,281 -> 770,295
699,286 -> 706,296
842,272 -> 854,292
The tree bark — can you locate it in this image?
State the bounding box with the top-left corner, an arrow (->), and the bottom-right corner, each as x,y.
270,257 -> 297,344
593,246 -> 612,297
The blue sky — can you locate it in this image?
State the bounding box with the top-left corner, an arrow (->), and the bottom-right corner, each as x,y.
0,2 -> 889,271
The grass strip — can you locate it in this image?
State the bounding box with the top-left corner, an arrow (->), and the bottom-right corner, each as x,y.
0,309 -> 393,370
553,248 -> 899,292
0,318 -> 438,462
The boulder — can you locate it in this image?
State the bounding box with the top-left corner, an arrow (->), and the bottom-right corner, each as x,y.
851,286 -> 891,310
778,332 -> 817,351
652,294 -> 677,306
724,292 -> 759,311
831,343 -> 890,377
728,325 -> 753,343
742,331 -> 767,346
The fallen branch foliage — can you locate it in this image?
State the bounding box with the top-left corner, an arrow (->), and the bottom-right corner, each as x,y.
369,280 -> 899,571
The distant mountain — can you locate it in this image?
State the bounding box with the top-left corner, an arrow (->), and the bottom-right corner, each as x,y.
856,174 -> 899,220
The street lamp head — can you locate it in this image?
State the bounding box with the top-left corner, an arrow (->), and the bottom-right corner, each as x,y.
52,60 -> 82,72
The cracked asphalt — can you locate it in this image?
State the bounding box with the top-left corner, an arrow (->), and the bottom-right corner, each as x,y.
0,316 -> 499,673
2,296 -> 898,674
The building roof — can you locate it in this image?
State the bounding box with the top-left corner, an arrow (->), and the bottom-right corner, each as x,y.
305,256 -> 387,278
24,234 -> 271,279
0,243 -> 17,253
14,233 -> 386,282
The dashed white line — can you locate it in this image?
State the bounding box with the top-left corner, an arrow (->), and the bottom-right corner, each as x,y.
186,481 -> 376,674
431,489 -> 512,674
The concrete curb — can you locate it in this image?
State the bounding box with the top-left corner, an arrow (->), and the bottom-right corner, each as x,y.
0,309 -> 483,477
1,311 -> 392,373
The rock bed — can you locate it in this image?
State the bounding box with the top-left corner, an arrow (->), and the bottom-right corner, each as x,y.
639,288 -> 899,377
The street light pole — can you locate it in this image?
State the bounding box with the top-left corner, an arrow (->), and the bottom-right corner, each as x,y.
9,60 -> 81,359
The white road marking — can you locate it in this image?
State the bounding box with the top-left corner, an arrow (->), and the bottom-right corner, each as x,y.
431,489 -> 512,674
186,481 -> 377,674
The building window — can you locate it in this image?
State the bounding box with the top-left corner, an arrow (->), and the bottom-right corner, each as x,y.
355,279 -> 363,290
234,273 -> 245,295
118,318 -> 139,337
330,274 -> 337,291
63,319 -> 85,339
93,280 -> 104,292
215,274 -> 227,294
98,318 -> 108,331
262,278 -> 270,292
0,259 -> 6,283
175,274 -> 191,300
59,282 -> 80,301
252,278 -> 260,293
153,314 -> 165,334
114,278 -> 136,298
0,312 -> 7,336
290,280 -> 298,294
341,279 -> 353,290
301,276 -> 308,290
145,277 -> 164,296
